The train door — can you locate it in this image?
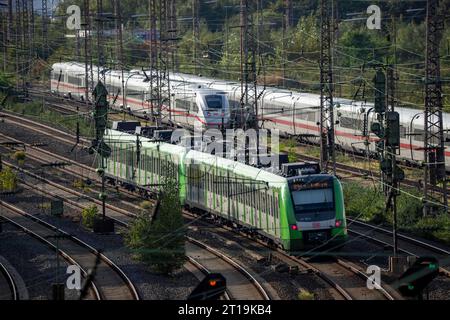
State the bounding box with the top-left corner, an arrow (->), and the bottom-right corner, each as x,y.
188,99 -> 199,128
198,165 -> 205,207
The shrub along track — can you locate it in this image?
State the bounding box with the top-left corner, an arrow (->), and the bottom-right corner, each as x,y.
0,155 -> 269,300
1,112 -> 395,300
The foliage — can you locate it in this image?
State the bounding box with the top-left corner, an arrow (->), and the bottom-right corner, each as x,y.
126,175 -> 186,275
81,205 -> 99,229
12,151 -> 26,165
0,0 -> 437,112
0,73 -> 13,89
3,100 -> 94,138
343,182 -> 386,223
298,289 -> 315,300
72,179 -> 90,192
0,167 -> 18,193
343,181 -> 450,244
281,139 -> 298,163
140,200 -> 153,210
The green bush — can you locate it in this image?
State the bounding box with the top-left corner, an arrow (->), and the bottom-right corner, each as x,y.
0,167 -> 18,192
81,205 -> 99,229
126,174 -> 186,275
298,289 -> 315,300
343,182 -> 385,222
12,151 -> 26,165
343,181 -> 450,244
414,215 -> 450,244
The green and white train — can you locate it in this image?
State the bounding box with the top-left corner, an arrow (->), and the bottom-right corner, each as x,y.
103,127 -> 348,252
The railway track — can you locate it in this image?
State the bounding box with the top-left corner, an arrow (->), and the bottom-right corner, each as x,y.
293,255 -> 394,300
184,211 -> 395,300
0,201 -> 140,300
186,237 -> 270,300
0,158 -> 269,300
347,218 -> 450,277
0,260 -> 19,300
1,112 -> 397,300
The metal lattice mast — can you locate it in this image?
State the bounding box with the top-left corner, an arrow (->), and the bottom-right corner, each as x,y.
424,0 -> 447,214
168,0 -> 178,72
30,0 -> 34,59
192,0 -> 199,75
15,0 -> 22,89
42,0 -> 48,59
22,0 -> 29,71
319,0 -> 335,175
7,0 -> 12,43
0,4 -> 6,73
239,0 -> 258,130
83,0 -> 93,102
149,0 -> 159,123
149,0 -> 170,127
96,0 -> 105,83
114,0 -> 125,103
285,0 -> 293,28
0,8 -> 5,73
158,0 -> 170,127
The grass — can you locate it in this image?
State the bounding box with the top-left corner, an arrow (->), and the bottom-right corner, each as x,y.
2,98 -> 95,138
72,179 -> 91,193
343,181 -> 450,245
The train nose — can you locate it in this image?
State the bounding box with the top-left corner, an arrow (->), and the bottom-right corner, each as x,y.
205,112 -> 229,128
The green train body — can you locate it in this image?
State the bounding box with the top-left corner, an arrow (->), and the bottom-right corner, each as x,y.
103,129 -> 348,252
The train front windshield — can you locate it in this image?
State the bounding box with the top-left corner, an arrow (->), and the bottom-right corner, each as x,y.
205,95 -> 224,109
289,177 -> 335,222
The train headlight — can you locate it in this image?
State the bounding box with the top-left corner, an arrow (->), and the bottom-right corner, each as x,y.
335,220 -> 343,228
290,224 -> 298,231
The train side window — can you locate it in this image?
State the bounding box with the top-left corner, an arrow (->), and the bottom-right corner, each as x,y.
445,133 -> 450,146
259,192 -> 263,212
192,103 -> 199,113
176,99 -> 190,110
240,182 -> 243,204
264,193 -> 268,215
414,128 -> 425,142
269,194 -> 272,216
399,125 -> 407,139
68,75 -> 79,85
340,116 -> 362,130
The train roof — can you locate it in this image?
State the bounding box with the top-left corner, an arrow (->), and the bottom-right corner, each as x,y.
106,128 -> 287,186
53,62 -> 450,128
105,129 -> 187,159
184,150 -> 287,188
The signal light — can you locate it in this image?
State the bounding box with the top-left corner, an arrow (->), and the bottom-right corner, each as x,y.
291,225 -> 298,231
397,257 -> 439,298
188,273 -> 227,300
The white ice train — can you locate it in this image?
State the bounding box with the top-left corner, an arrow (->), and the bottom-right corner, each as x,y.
51,62 -> 450,170
50,62 -> 231,130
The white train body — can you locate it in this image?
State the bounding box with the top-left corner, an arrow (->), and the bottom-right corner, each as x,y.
50,62 -> 230,130
51,62 -> 450,170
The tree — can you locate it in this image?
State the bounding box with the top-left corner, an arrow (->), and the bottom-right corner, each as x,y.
126,171 -> 186,275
